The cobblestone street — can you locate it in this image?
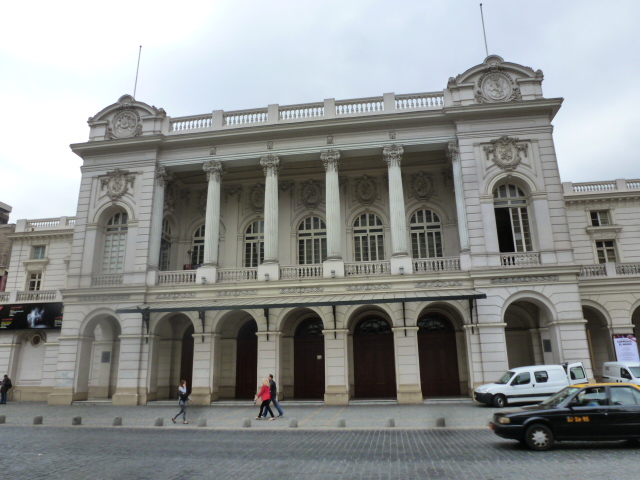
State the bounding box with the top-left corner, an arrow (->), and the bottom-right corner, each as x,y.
1,402 -> 639,479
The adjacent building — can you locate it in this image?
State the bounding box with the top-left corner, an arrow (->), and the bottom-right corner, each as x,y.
1,56 -> 638,405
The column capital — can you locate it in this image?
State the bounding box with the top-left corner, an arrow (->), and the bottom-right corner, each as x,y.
321,149 -> 341,172
383,144 -> 404,167
446,140 -> 460,160
155,163 -> 171,187
260,154 -> 281,177
203,160 -> 227,182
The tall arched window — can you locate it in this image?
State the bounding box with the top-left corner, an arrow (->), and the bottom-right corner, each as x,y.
159,218 -> 172,271
493,183 -> 532,252
298,216 -> 327,264
102,212 -> 128,274
191,225 -> 205,266
244,220 -> 264,267
353,213 -> 384,262
410,209 -> 443,258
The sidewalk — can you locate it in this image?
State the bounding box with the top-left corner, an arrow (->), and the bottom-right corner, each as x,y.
0,399 -> 496,430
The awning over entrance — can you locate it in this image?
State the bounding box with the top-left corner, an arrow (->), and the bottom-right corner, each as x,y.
115,289 -> 486,314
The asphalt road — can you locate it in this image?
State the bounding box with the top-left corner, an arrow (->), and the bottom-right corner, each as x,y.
3,426 -> 639,480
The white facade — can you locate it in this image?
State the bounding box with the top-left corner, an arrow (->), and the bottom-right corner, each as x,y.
2,55 -> 639,405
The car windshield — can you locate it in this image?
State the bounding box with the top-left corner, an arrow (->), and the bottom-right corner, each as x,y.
629,367 -> 640,378
540,386 -> 581,406
495,371 -> 515,385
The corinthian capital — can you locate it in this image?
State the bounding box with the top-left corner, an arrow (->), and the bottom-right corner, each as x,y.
260,155 -> 281,177
446,141 -> 460,161
203,160 -> 227,182
321,149 -> 341,172
155,164 -> 171,187
382,144 -> 404,167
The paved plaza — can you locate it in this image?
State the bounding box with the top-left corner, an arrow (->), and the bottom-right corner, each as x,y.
1,401 -> 639,479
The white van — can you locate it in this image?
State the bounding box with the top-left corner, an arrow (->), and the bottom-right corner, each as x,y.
602,361 -> 640,385
474,362 -> 587,408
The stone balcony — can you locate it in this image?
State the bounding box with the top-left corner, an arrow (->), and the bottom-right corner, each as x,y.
578,262 -> 640,278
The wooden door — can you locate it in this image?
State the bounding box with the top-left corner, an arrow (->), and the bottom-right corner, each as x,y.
353,316 -> 396,398
235,320 -> 258,399
418,314 -> 461,397
294,317 -> 325,398
180,325 -> 194,394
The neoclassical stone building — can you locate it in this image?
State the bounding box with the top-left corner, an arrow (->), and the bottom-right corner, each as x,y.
1,55 -> 639,405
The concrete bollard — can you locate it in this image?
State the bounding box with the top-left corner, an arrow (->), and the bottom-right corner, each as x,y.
289,418 -> 298,428
112,417 -> 122,426
336,418 -> 346,428
0,415 -> 5,424
154,418 -> 164,427
72,416 -> 82,426
33,416 -> 43,425
242,418 -> 251,428
436,417 -> 446,428
197,418 -> 207,427
385,417 -> 395,428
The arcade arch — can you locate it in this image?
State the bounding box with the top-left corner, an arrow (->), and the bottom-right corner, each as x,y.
583,305 -> 614,378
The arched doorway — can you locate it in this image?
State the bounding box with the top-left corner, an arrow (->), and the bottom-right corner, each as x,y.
294,317 -> 325,398
235,320 -> 258,399
418,313 -> 460,396
504,303 -> 539,367
353,315 -> 396,398
180,325 -> 194,393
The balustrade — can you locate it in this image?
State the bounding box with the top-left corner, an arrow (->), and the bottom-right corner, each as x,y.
279,103 -> 324,120
217,268 -> 258,282
336,97 -> 384,115
499,253 -> 540,267
579,265 -> 607,277
157,270 -> 197,285
170,114 -> 212,131
413,257 -> 460,272
91,274 -> 123,286
571,182 -> 616,193
345,261 -> 391,276
396,93 -> 444,109
0,292 -> 9,303
223,109 -> 268,126
615,263 -> 640,275
280,265 -> 323,279
16,290 -> 57,302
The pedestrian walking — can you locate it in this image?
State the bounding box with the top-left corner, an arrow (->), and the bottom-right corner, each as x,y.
268,374 -> 284,417
171,380 -> 189,424
0,375 -> 11,404
254,377 -> 275,420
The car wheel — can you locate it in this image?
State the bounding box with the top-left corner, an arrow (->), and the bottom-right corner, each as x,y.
492,394 -> 507,408
525,424 -> 554,451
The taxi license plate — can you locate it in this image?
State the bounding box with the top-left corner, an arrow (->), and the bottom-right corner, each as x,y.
566,416 -> 590,423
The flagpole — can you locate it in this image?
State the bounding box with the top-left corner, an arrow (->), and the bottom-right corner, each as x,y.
480,4 -> 489,57
133,45 -> 142,99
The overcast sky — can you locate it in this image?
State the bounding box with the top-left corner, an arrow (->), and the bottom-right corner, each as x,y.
1,0 -> 639,221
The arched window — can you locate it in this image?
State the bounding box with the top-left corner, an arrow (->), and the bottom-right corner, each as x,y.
102,212 -> 128,274
493,183 -> 532,252
244,220 -> 264,267
298,217 -> 327,264
354,316 -> 392,335
191,225 -> 205,267
159,218 -> 172,271
295,317 -> 324,337
410,209 -> 443,258
417,313 -> 455,333
353,213 -> 384,262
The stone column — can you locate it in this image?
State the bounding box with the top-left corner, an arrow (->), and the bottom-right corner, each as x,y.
323,328 -> 350,405
447,141 -> 471,270
392,326 -> 423,404
198,161 -> 226,284
258,155 -> 281,281
321,149 -> 345,278
148,164 -> 170,269
191,331 -> 221,405
383,144 -> 413,275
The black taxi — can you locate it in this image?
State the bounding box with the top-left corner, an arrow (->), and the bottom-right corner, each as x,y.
489,383 -> 640,450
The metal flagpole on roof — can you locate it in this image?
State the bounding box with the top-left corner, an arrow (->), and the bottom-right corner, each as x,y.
133,45 -> 142,99
480,4 -> 489,57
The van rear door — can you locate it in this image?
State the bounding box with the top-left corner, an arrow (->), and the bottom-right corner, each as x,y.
567,362 -> 587,385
